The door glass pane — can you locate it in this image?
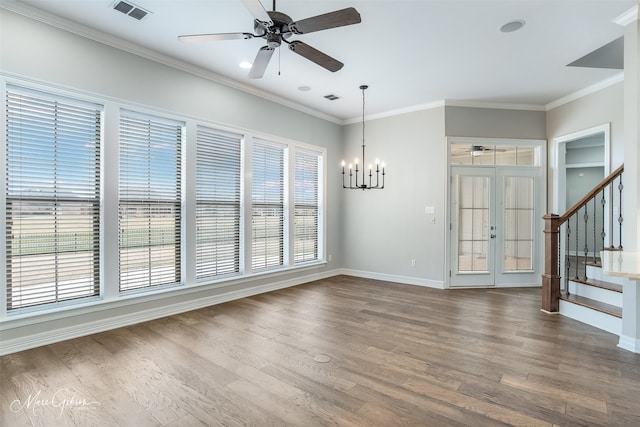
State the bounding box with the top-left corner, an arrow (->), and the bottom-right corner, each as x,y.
503,176 -> 534,271
516,147 -> 537,165
495,147 -> 517,165
450,144 -> 472,165
458,176 -> 489,272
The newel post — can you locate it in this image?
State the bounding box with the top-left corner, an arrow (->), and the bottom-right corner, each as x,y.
542,214 -> 561,313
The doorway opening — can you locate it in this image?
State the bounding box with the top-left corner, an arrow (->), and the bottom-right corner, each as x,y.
447,137 -> 546,288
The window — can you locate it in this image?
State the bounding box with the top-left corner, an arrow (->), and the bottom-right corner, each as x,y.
294,150 -> 321,264
503,176 -> 534,271
5,86 -> 101,310
251,139 -> 285,271
196,126 -> 242,280
3,82 -> 326,316
119,111 -> 183,292
450,144 -> 540,166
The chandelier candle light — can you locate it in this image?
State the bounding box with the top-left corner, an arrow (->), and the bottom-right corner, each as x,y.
342,85 -> 385,190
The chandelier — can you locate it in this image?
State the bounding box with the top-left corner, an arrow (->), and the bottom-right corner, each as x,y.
342,85 -> 385,190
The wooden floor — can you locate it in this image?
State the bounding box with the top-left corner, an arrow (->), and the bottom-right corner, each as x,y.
2,275 -> 640,426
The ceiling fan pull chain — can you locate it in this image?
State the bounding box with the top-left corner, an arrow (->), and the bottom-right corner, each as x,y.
278,46 -> 281,76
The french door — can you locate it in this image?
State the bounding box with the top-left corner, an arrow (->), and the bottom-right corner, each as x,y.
450,166 -> 541,287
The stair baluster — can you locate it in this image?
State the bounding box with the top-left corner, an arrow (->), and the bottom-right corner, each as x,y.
601,189 -> 606,252
583,206 -> 589,281
566,222 -> 571,294
575,214 -> 579,283
618,174 -> 623,249
593,196 -> 598,265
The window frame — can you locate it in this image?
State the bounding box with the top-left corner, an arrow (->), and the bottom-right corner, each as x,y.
293,147 -> 323,265
118,109 -> 185,294
4,84 -> 103,312
195,125 -> 243,281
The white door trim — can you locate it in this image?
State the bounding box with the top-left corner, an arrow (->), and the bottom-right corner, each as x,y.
551,123 -> 611,214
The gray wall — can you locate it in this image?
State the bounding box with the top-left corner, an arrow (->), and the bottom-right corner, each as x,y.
445,106 -> 547,139
340,107 -> 447,286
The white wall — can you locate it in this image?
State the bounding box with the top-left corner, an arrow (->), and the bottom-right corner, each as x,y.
0,9 -> 344,353
340,107 -> 447,287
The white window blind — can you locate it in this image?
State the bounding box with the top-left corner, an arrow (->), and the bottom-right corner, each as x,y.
252,139 -> 285,271
5,86 -> 102,310
196,126 -> 242,279
119,111 -> 183,292
294,150 -> 320,264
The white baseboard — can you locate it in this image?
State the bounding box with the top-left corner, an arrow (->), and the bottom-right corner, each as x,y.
339,269 -> 445,289
618,335 -> 640,353
0,269 -> 342,356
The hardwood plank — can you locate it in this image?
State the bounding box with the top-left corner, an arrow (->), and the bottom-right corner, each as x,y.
2,276 -> 640,426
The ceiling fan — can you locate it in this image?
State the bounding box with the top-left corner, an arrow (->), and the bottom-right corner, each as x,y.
178,0 -> 361,79
468,145 -> 507,155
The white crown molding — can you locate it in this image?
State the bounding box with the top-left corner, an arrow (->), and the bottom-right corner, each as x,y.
613,4 -> 639,27
545,73 -> 624,111
342,100 -> 446,125
444,99 -> 546,111
0,0 -> 343,125
342,98 -> 547,125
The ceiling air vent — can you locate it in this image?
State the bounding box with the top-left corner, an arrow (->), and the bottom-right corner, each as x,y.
112,1 -> 151,21
324,94 -> 340,101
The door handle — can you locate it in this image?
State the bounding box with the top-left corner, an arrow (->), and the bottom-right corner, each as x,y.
490,234 -> 496,238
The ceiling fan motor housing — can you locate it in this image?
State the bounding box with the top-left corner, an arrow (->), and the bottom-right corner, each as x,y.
255,11 -> 293,47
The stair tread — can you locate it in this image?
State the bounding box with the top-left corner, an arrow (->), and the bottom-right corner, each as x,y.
602,247 -> 624,252
570,278 -> 623,293
560,292 -> 622,318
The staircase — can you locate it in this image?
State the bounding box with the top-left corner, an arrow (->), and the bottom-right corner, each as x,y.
559,253 -> 622,335
542,164 -> 624,335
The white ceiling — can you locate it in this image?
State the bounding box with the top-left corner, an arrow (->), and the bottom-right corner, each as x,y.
6,0 -> 635,123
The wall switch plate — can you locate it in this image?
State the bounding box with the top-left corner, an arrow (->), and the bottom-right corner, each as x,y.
425,206 -> 435,214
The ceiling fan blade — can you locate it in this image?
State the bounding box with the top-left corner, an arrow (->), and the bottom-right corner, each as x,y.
289,7 -> 361,35
240,0 -> 273,26
288,41 -> 343,72
248,46 -> 275,79
178,33 -> 254,42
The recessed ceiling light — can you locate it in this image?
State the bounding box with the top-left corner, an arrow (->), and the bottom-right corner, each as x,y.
500,20 -> 526,33
239,61 -> 252,69
298,86 -> 311,92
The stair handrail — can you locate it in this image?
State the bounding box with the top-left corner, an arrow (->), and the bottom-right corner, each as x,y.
542,163 -> 624,313
559,164 -> 624,226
